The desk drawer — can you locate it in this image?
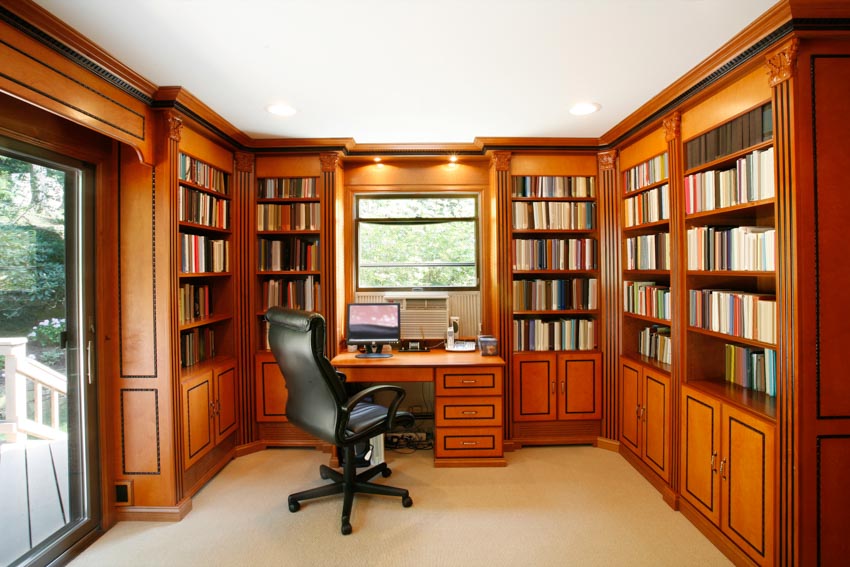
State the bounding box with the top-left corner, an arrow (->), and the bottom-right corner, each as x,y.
435,427 -> 503,458
436,396 -> 502,427
342,366 -> 433,383
436,367 -> 503,396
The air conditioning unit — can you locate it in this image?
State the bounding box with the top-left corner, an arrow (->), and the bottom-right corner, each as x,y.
384,292 -> 449,339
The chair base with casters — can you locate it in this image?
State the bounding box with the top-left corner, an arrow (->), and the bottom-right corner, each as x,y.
288,443 -> 413,535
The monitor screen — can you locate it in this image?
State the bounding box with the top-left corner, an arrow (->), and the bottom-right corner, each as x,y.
345,303 -> 401,349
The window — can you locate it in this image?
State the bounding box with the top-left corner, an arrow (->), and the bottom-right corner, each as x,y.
356,195 -> 478,290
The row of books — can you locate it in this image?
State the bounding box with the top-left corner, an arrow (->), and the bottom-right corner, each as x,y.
512,201 -> 595,230
686,225 -> 776,271
624,183 -> 670,227
624,281 -> 671,320
180,327 -> 215,368
624,153 -> 668,193
685,103 -> 772,170
180,234 -> 229,274
512,318 -> 596,351
257,177 -> 317,199
689,289 -> 776,344
178,185 -> 230,229
512,278 -> 598,311
512,238 -> 597,271
639,325 -> 671,365
512,176 -> 596,198
725,344 -> 777,396
257,203 -> 320,231
257,237 -> 320,272
684,147 -> 775,214
625,232 -> 670,271
261,276 -> 321,312
178,154 -> 228,194
177,283 -> 210,325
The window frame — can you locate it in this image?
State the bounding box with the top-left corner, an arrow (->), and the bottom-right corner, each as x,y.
354,192 -> 481,292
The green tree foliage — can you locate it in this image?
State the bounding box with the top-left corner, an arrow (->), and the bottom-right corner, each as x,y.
0,155 -> 66,335
358,197 -> 477,288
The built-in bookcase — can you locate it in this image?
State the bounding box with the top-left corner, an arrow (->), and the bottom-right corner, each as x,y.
621,151 -> 671,368
177,152 -> 234,369
255,176 -> 322,349
683,101 -> 778,403
510,175 -> 598,351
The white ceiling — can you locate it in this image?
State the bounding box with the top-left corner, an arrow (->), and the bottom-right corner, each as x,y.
33,0 -> 778,144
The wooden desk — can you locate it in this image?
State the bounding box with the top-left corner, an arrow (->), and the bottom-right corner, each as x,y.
331,350 -> 507,467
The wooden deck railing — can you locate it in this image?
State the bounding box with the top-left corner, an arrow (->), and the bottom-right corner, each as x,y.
0,337 -> 67,442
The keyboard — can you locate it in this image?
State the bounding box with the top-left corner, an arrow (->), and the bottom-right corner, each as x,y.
446,340 -> 476,352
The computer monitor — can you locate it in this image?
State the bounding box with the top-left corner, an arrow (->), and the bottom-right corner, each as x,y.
345,302 -> 400,358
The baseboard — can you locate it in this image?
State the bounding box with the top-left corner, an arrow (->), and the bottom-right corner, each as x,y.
618,444 -> 677,510
595,436 -> 620,452
115,498 -> 192,522
235,440 -> 268,458
679,498 -> 758,566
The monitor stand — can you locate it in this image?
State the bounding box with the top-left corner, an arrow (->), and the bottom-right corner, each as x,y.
355,343 -> 392,359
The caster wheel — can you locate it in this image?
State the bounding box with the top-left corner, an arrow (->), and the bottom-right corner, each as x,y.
381,468 -> 392,478
402,496 -> 413,508
341,521 -> 352,535
288,500 -> 300,513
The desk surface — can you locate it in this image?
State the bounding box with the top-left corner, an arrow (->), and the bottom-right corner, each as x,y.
331,349 -> 505,369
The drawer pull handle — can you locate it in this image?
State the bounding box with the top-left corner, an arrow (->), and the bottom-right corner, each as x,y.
462,441 -> 479,446
462,411 -> 478,415
461,379 -> 478,384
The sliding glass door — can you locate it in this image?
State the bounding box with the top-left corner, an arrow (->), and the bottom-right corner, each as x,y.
0,141 -> 99,567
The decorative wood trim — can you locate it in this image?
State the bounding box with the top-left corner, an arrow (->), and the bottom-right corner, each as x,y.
114,499 -> 192,523
597,150 -> 617,171
663,111 -> 681,142
767,38 -> 800,87
166,112 -> 182,143
491,150 -> 511,171
235,151 -> 253,173
319,152 -> 341,172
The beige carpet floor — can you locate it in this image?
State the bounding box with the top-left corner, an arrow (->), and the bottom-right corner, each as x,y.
70,445 -> 731,567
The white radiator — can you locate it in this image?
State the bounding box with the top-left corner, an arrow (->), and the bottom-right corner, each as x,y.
355,291 -> 481,340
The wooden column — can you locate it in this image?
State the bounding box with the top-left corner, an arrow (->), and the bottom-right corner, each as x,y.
234,151 -> 255,445
320,152 -> 341,356
491,151 -> 513,441
663,111 -> 683,495
596,150 -> 619,441
766,38 -> 798,567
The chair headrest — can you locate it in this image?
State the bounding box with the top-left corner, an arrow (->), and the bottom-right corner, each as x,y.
265,307 -> 322,332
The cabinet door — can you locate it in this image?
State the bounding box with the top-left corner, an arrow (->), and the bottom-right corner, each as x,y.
255,352 -> 288,422
556,352 -> 601,420
642,368 -> 671,483
214,363 -> 237,443
721,404 -> 775,566
619,359 -> 642,455
181,369 -> 214,469
511,353 -> 556,422
680,387 -> 721,526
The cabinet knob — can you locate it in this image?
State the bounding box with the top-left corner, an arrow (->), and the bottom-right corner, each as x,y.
719,458 -> 727,480
462,410 -> 478,415
462,441 -> 478,446
551,381 -> 556,394
710,451 -> 717,473
461,379 -> 478,384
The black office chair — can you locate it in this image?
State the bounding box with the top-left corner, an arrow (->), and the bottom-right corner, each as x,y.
265,307 -> 414,535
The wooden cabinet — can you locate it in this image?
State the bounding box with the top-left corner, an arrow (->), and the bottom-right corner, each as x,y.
434,366 -> 504,464
510,351 -> 601,444
512,351 -> 601,422
680,385 -> 775,566
619,356 -> 672,484
255,351 -> 288,422
180,359 -> 237,469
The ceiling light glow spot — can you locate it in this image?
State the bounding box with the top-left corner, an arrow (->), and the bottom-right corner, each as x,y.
569,102 -> 601,116
267,103 -> 296,117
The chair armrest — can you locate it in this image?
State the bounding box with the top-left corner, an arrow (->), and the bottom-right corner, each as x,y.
336,370 -> 347,383
338,384 -> 407,444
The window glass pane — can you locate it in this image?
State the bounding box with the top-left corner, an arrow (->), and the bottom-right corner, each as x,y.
358,220 -> 477,288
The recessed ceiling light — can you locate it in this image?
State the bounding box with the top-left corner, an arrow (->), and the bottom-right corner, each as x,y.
569,102 -> 601,116
267,103 -> 296,117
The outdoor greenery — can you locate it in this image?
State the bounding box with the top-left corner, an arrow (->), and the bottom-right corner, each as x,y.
0,154 -> 67,370
357,196 -> 478,289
